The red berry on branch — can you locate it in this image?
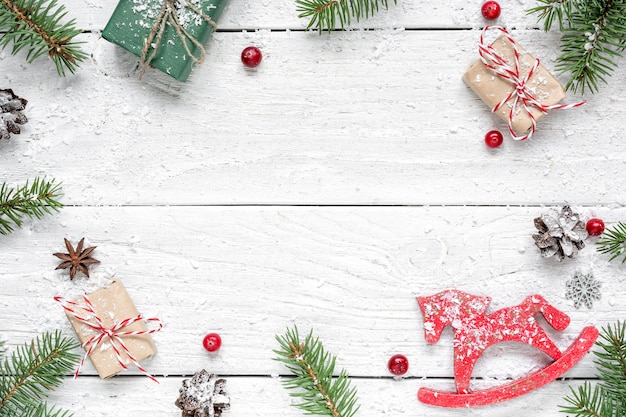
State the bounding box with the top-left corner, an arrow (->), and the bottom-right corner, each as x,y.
388,354 -> 409,376
484,130 -> 503,148
481,1 -> 501,19
586,218 -> 605,236
202,333 -> 222,352
241,46 -> 262,68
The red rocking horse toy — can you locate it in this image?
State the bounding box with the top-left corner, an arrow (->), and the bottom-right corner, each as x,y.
416,289 -> 598,408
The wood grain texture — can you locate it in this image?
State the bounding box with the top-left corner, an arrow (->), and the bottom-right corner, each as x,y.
1,206 -> 621,378
2,29 -> 624,205
1,1 -> 624,416
53,0 -> 546,32
45,376 -> 582,417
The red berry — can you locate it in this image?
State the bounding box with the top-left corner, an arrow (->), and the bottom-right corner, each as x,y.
202,333 -> 222,352
484,130 -> 504,148
481,1 -> 501,19
388,354 -> 409,376
241,46 -> 262,68
586,218 -> 605,236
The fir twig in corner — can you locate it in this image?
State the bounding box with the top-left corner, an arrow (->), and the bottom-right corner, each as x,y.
0,177 -> 63,235
560,321 -> 626,417
296,0 -> 397,33
0,0 -> 87,76
0,330 -> 79,417
597,222 -> 626,263
274,326 -> 360,417
528,0 -> 626,94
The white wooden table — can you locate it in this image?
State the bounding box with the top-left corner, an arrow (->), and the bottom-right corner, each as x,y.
1,0 -> 625,416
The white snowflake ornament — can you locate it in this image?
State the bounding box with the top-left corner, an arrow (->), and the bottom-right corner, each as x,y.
565,272 -> 601,309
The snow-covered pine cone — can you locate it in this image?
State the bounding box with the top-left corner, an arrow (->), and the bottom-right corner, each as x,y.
533,205 -> 588,261
0,89 -> 28,140
175,369 -> 229,417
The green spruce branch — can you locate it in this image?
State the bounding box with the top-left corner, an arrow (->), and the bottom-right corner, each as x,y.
0,330 -> 79,417
296,0 -> 397,33
0,177 -> 63,235
528,0 -> 626,94
597,222 -> 626,263
560,321 -> 626,417
0,0 -> 87,76
274,326 -> 360,417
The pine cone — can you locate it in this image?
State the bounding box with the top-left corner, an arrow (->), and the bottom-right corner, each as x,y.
0,89 -> 28,140
175,370 -> 229,417
533,205 -> 588,261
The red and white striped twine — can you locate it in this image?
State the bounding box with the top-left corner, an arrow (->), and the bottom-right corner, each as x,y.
55,294 -> 163,383
478,26 -> 585,141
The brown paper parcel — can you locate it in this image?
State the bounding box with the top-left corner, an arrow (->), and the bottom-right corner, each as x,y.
63,280 -> 157,379
462,34 -> 566,134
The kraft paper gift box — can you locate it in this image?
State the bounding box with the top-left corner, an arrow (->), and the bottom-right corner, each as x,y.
462,34 -> 566,135
102,0 -> 229,81
62,280 -> 157,379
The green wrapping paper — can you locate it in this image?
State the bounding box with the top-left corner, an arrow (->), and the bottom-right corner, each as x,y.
102,0 -> 228,81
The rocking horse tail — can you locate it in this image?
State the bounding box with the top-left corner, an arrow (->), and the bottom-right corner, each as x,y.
529,295 -> 570,331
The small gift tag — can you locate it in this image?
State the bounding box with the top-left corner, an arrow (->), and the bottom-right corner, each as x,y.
56,280 -> 162,381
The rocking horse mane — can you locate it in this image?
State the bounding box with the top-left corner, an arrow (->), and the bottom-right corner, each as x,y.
417,289 -> 491,343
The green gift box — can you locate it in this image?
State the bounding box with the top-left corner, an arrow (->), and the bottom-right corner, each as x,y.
102,0 -> 228,81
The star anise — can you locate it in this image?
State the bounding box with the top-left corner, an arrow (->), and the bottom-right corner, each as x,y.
53,238 -> 100,279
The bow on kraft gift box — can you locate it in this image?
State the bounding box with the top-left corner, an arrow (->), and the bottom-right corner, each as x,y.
102,0 -> 229,81
463,26 -> 585,141
55,280 -> 163,382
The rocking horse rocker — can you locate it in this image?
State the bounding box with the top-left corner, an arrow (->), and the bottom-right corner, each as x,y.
416,289 -> 599,408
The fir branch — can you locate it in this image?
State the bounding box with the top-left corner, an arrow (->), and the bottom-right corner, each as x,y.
529,0 -> 626,94
561,382 -> 615,417
7,402 -> 74,417
0,0 -> 87,76
557,0 -> 626,94
296,0 -> 397,33
0,177 -> 63,235
528,0 -> 574,31
597,222 -> 626,262
560,321 -> 626,417
0,330 -> 79,417
274,326 -> 360,417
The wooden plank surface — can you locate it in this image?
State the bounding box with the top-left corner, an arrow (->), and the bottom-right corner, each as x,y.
1,206 -> 621,376
61,0 -> 548,31
2,0 -> 625,416
2,29 -> 624,205
46,376 -> 582,417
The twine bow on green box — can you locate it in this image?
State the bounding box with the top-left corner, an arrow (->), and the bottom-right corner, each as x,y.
102,0 -> 229,82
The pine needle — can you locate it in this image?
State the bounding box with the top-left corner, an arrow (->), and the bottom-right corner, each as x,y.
528,0 -> 626,94
528,0 -> 574,31
559,321 -> 626,417
0,330 -> 79,417
0,0 -> 87,76
274,326 -> 360,417
597,222 -> 626,263
296,0 -> 397,33
0,177 -> 63,235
